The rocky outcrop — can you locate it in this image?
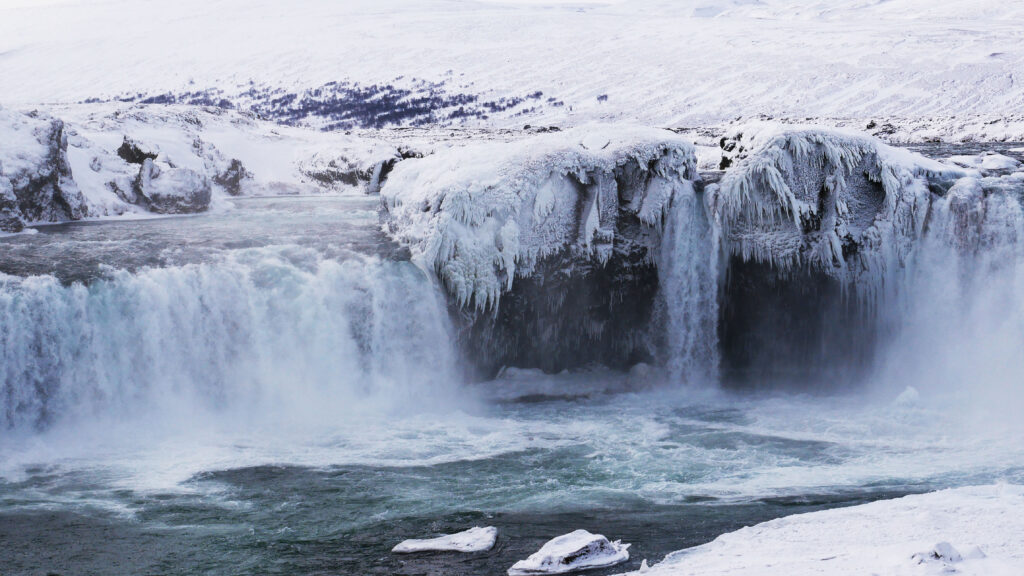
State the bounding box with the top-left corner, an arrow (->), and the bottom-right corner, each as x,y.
212,158 -> 252,196
381,126 -> 701,374
133,159 -> 211,213
709,125 -> 965,288
0,108 -> 89,232
116,135 -> 158,165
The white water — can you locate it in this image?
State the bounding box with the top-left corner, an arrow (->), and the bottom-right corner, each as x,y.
869,179 -> 1024,422
0,245 -> 459,433
657,188 -> 720,385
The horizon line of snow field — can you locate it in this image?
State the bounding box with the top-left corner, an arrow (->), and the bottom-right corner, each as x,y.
1,0 -> 1022,140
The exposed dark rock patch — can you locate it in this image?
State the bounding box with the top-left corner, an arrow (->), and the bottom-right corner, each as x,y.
116,136 -> 158,164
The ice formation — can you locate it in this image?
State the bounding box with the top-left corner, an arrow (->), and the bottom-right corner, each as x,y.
709,124 -> 967,291
380,125 -> 698,312
391,526 -> 498,554
508,529 -> 630,575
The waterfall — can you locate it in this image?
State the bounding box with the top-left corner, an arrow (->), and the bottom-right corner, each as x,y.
0,246 -> 458,431
872,177 -> 1024,407
657,186 -> 721,385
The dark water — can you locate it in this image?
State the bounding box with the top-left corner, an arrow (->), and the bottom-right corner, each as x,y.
0,483 -> 909,576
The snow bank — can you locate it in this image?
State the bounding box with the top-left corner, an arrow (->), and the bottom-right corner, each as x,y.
509,529 -> 630,575
710,124 -> 966,289
392,526 -> 498,553
623,485 -> 1024,576
381,125 -> 698,311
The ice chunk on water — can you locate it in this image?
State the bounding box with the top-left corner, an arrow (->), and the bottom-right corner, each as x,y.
508,529 -> 630,575
392,526 -> 498,554
946,152 -> 1022,175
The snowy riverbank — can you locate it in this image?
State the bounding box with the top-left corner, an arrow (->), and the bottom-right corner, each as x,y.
626,485 -> 1024,576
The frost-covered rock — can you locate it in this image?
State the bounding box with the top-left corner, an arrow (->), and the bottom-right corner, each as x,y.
381,125 -> 698,311
133,158 -> 211,213
212,158 -> 252,196
380,125 -> 700,373
298,142 -> 411,194
709,124 -> 965,288
0,108 -> 88,231
508,529 -> 630,575
392,526 -> 498,553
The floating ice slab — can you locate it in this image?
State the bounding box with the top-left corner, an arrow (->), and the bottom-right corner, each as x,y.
392,526 -> 498,554
947,152 -> 1022,174
508,529 -> 630,575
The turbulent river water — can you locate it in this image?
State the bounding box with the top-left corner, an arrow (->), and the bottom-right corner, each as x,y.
1,192 -> 1023,576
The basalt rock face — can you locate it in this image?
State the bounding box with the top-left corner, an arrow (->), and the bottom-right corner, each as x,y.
0,109 -> 89,232
381,126 -> 701,375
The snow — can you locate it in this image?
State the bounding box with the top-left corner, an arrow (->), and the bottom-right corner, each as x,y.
2,103 -> 407,225
946,153 -> 1023,175
380,124 -> 697,311
1,1 -> 1022,140
509,529 -> 630,575
622,485 -> 1024,576
0,107 -> 51,176
392,526 -> 498,553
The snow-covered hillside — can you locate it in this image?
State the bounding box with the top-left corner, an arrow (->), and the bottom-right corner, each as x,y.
1,0 -> 1021,139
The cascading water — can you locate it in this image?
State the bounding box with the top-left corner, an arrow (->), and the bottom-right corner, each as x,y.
870,175 -> 1024,410
0,245 -> 458,432
657,186 -> 720,385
